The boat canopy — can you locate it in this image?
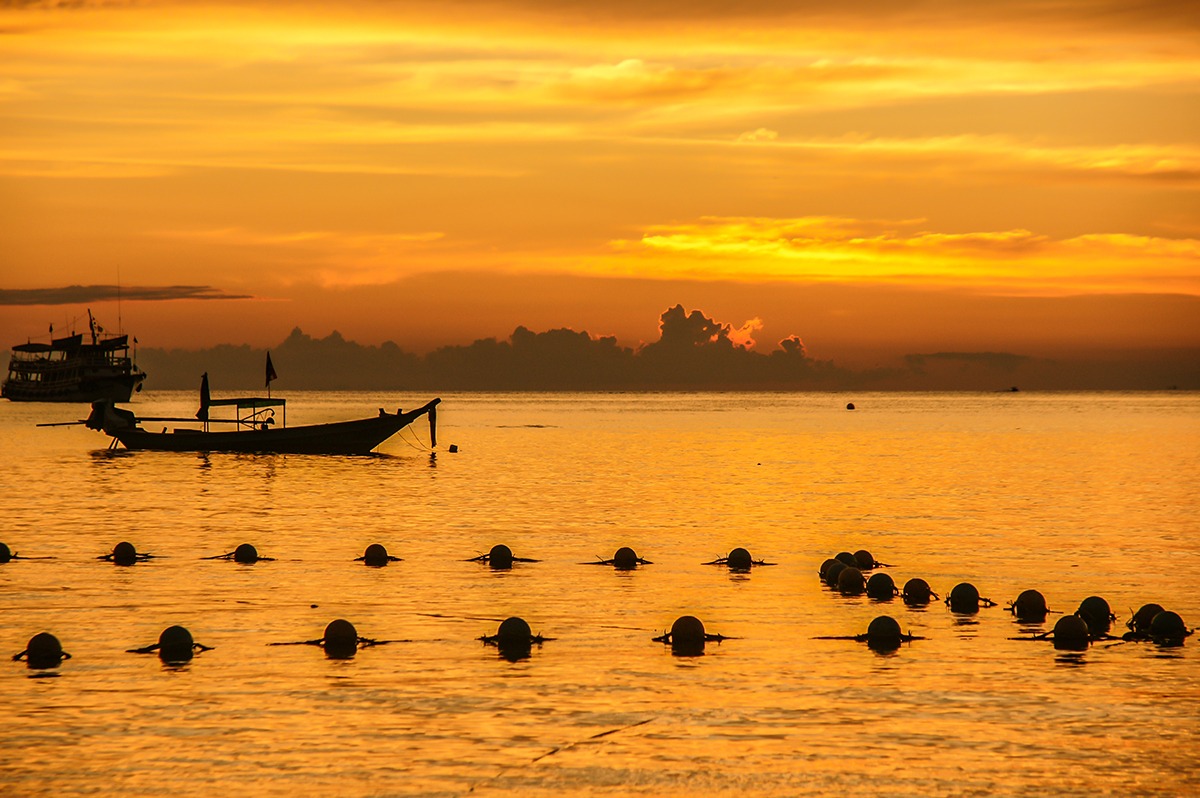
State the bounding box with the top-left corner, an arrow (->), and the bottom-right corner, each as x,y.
207,397 -> 286,410
13,342 -> 54,353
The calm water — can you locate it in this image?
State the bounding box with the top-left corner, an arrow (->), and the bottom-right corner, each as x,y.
2,391 -> 1198,797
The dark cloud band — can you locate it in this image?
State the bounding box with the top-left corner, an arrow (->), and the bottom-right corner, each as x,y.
0,286 -> 252,306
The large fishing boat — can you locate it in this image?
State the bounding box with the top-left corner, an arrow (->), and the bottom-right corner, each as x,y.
73,369 -> 440,455
3,311 -> 146,402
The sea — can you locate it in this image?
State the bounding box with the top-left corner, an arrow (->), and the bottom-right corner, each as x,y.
1,391 -> 1197,797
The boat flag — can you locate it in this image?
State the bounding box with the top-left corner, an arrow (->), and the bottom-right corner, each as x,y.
196,372 -> 210,422
266,352 -> 277,395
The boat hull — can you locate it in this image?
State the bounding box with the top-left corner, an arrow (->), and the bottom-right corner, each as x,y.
3,372 -> 144,403
114,408 -> 432,455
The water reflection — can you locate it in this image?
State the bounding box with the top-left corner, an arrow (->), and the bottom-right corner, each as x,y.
1055,652 -> 1088,667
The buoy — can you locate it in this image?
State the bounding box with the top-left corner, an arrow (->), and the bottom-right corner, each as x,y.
903,578 -> 934,605
613,546 -> 639,570
157,625 -> 196,662
846,403 -> 855,410
671,615 -> 705,645
233,543 -> 259,564
1076,596 -> 1114,635
323,618 -> 359,658
21,632 -> 69,669
488,616 -> 538,660
363,543 -> 390,567
824,560 -> 848,588
948,582 -> 981,613
666,615 -> 708,655
1011,589 -> 1049,621
726,548 -> 753,571
488,544 -> 514,570
1052,615 -> 1091,650
819,558 -> 839,579
835,551 -> 857,567
866,572 -> 897,600
853,550 -> 875,571
112,541 -> 138,566
866,615 -> 903,650
1128,603 -> 1165,635
448,444 -> 459,453
837,566 -> 866,596
1149,611 -> 1189,645
497,617 -> 533,645
0,543 -> 11,563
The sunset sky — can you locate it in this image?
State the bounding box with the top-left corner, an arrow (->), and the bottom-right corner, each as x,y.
1,0 -> 1197,369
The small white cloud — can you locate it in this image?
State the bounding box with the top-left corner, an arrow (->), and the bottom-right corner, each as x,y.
737,128 -> 779,144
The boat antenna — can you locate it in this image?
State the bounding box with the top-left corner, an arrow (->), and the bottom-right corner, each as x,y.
117,266 -> 122,335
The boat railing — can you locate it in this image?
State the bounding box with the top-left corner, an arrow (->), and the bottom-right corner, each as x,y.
202,397 -> 287,432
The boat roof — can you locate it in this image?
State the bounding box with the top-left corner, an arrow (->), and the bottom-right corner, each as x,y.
12,333 -> 129,353
207,397 -> 286,410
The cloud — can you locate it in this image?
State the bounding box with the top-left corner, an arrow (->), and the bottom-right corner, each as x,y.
0,285 -> 251,305
737,128 -> 778,143
729,317 -> 763,348
617,216 -> 1200,291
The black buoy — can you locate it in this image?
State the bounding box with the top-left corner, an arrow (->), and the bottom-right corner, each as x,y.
669,615 -> 707,656
233,543 -> 259,564
837,566 -> 866,596
865,615 -> 903,651
157,625 -> 196,663
903,578 -> 936,605
468,544 -> 536,569
846,402 -> 855,410
496,617 -> 532,645
824,560 -> 848,588
1052,615 -> 1091,650
484,616 -> 542,661
1128,603 -> 1165,636
1010,589 -> 1049,622
653,615 -> 730,657
363,543 -> 390,567
819,558 -> 839,579
948,582 -> 982,613
612,546 -> 639,570
14,632 -> 71,669
488,544 -> 514,570
866,572 -> 897,600
853,550 -> 876,571
0,543 -> 12,564
726,547 -> 752,571
323,618 -> 359,659
1148,611 -> 1190,646
112,541 -> 138,566
835,551 -> 857,567
1076,596 -> 1114,636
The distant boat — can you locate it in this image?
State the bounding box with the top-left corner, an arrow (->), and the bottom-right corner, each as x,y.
3,310 -> 146,403
78,371 -> 440,455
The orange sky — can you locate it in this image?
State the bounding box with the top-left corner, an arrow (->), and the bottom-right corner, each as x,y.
1,0 -> 1197,366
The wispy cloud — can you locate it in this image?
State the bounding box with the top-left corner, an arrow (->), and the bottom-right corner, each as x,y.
0,285 -> 251,305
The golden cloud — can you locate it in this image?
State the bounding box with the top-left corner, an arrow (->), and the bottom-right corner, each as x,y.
612,216 -> 1200,292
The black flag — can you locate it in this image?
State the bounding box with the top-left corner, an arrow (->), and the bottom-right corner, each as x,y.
266,353 -> 278,388
196,372 -> 210,422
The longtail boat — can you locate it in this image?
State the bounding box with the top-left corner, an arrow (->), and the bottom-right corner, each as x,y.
58,368 -> 440,455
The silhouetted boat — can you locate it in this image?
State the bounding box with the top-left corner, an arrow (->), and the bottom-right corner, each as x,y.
72,368 -> 440,455
3,310 -> 146,403
82,395 -> 440,455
